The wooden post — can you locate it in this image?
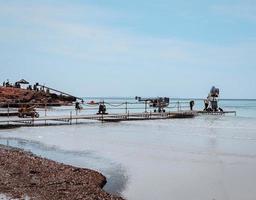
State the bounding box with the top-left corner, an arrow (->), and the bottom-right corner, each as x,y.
145,101 -> 147,113
70,111 -> 72,125
101,113 -> 104,123
32,110 -> 35,126
7,103 -> 9,125
45,103 -> 47,125
125,102 -> 128,114
76,109 -> 78,124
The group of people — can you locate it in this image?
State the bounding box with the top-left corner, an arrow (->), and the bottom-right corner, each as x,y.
189,98 -> 223,112
75,99 -> 222,113
2,80 -> 24,88
75,101 -> 108,115
2,80 -> 48,93
189,86 -> 223,112
2,80 -> 12,87
203,93 -> 223,112
75,86 -> 224,114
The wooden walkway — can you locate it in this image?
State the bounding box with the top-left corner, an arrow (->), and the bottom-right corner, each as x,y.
0,109 -> 237,128
197,110 -> 236,115
0,111 -> 195,127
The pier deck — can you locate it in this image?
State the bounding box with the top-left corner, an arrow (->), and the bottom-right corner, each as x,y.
0,111 -> 195,127
197,110 -> 236,115
0,107 -> 237,128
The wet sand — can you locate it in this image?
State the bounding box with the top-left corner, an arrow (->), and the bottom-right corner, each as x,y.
0,145 -> 123,200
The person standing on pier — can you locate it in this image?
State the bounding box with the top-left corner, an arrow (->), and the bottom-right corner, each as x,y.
75,102 -> 82,111
204,99 -> 209,111
189,100 -> 195,111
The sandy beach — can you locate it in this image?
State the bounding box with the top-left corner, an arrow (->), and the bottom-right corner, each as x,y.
0,144 -> 123,200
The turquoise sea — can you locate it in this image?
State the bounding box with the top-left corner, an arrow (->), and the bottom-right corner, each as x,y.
1,98 -> 256,200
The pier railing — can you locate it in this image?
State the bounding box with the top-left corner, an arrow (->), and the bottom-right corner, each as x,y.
0,100 -> 237,127
0,101 -> 191,124
0,100 -> 190,114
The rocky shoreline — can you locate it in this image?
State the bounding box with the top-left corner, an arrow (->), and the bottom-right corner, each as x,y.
0,145 -> 124,200
0,86 -> 75,107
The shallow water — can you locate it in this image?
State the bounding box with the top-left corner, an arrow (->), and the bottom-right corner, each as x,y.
0,194 -> 29,200
1,99 -> 256,200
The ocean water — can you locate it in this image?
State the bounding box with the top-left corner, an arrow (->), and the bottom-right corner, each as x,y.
1,99 -> 256,200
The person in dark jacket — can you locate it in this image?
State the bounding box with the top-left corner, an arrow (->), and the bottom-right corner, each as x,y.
189,100 -> 195,111
75,102 -> 82,110
204,99 -> 209,111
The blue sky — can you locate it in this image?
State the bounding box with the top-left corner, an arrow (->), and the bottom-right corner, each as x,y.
0,0 -> 256,98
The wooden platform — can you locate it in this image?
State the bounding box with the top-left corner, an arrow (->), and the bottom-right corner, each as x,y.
0,111 -> 196,128
0,112 -> 19,117
196,110 -> 236,115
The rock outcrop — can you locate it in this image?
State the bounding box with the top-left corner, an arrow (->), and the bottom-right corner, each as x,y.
0,87 -> 75,107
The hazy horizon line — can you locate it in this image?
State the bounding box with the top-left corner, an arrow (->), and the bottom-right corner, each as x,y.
82,96 -> 256,101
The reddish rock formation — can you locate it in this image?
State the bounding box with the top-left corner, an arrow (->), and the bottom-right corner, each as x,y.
0,87 -> 75,107
0,145 -> 124,200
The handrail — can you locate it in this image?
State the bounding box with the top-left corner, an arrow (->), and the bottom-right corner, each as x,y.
37,84 -> 84,101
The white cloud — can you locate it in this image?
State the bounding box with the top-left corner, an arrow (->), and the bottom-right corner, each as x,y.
0,0 -> 256,70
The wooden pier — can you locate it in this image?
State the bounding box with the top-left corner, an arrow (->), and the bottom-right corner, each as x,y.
197,110 -> 237,116
0,98 -> 237,129
0,112 -> 19,117
0,111 -> 196,128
